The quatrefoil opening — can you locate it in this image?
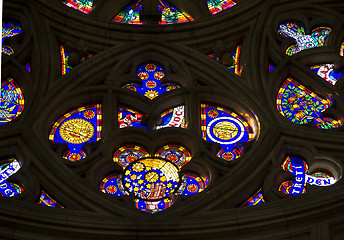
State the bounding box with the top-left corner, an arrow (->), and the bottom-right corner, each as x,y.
100,145 -> 208,214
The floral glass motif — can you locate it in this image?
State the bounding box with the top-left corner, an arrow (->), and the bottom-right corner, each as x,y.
279,156 -> 336,195
60,45 -> 92,75
113,0 -> 143,24
201,104 -> 255,161
0,78 -> 25,125
123,63 -> 180,100
310,64 -> 344,85
207,0 -> 240,15
0,158 -> 23,197
64,0 -> 93,14
278,23 -> 331,56
118,105 -> 147,129
49,104 -> 102,161
38,190 -> 63,208
158,0 -> 193,24
277,78 -> 342,129
2,21 -> 22,55
156,105 -> 187,129
242,188 -> 265,207
101,144 -> 206,214
208,45 -> 242,76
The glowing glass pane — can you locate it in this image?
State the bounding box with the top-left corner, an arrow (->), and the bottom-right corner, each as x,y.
276,78 -> 342,129
118,105 -> 147,129
278,23 -> 331,56
310,64 -> 344,85
25,63 -> 31,73
2,45 -> 14,55
49,104 -> 102,158
0,158 -> 23,197
122,63 -> 180,100
100,174 -> 127,196
158,0 -> 193,24
201,104 -> 254,161
123,158 -> 180,199
207,0 -> 240,15
0,78 -> 24,125
60,45 -> 91,75
2,21 -> 22,55
208,45 -> 242,76
135,197 -> 174,214
340,40 -> 344,57
113,0 -> 143,24
155,145 -> 191,168
242,189 -> 265,207
156,105 -> 187,129
38,190 -> 63,208
113,145 -> 150,168
279,156 -> 336,195
178,173 -> 206,196
64,0 -> 93,14
63,149 -> 87,162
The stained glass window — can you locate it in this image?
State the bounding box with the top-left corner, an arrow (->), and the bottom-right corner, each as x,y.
122,63 -> 180,100
101,144 -> 208,213
100,174 -> 128,196
158,0 -> 193,24
64,0 -> 93,14
25,63 -> 31,73
0,78 -> 25,125
207,0 -> 240,15
49,104 -> 102,161
279,156 -> 336,195
0,158 -> 23,197
340,40 -> 344,57
276,78 -> 342,129
278,23 -> 331,56
242,189 -> 265,207
60,45 -> 92,75
118,105 -> 147,129
208,44 -> 242,76
38,190 -> 63,208
156,105 -> 187,129
201,104 -> 255,161
310,64 -> 344,85
113,0 -> 143,24
2,21 -> 22,55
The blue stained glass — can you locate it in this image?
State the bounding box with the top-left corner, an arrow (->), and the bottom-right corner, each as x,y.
38,191 -> 63,208
123,63 -> 180,100
242,189 -> 265,207
113,0 -> 143,24
278,23 -> 331,56
310,64 -> 344,85
135,198 -> 174,214
118,106 -> 147,129
276,78 -> 342,129
100,175 -> 127,196
178,173 -> 205,195
201,104 -> 254,161
156,105 -> 187,129
1,78 -> 25,125
49,104 -> 102,156
279,156 -> 336,195
2,21 -> 22,55
0,158 -> 23,197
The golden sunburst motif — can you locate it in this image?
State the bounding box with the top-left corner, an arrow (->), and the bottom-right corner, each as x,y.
145,171 -> 159,183
132,162 -> 145,172
144,90 -> 159,99
59,119 -> 94,144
